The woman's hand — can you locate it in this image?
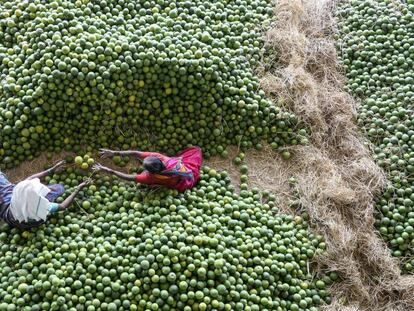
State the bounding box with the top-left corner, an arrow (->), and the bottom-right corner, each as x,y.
50,160 -> 66,172
92,163 -> 110,173
99,148 -> 116,158
78,177 -> 94,188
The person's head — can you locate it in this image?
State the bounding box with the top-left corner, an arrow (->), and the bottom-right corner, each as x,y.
143,157 -> 166,174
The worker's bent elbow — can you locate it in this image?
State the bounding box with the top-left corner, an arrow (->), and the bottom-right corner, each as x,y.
57,204 -> 67,212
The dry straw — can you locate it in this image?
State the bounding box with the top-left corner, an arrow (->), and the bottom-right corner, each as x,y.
255,0 -> 414,310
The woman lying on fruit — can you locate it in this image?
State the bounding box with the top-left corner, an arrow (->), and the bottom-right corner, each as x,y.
93,146 -> 203,192
0,161 -> 91,229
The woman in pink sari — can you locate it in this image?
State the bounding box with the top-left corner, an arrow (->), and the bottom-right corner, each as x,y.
93,147 -> 203,192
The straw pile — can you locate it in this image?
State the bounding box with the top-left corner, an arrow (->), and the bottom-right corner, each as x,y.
5,0 -> 414,310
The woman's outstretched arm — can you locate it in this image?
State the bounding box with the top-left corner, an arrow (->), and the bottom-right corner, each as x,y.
99,148 -> 166,160
26,160 -> 66,180
92,163 -> 136,182
99,149 -> 142,158
57,178 -> 92,211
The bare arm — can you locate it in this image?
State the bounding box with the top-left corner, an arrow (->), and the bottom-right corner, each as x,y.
57,179 -> 91,211
92,163 -> 136,182
106,169 -> 137,181
99,149 -> 142,158
26,160 -> 66,180
99,148 -> 166,160
117,150 -> 142,157
26,168 -> 53,180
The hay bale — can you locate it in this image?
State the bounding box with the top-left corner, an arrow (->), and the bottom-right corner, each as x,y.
257,0 -> 414,310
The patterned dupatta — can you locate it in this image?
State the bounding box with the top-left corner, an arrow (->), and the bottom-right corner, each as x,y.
155,157 -> 194,181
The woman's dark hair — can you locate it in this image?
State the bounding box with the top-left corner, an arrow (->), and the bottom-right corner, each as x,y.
143,157 -> 166,174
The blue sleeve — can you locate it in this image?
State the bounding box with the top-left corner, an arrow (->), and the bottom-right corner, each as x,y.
48,203 -> 60,213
